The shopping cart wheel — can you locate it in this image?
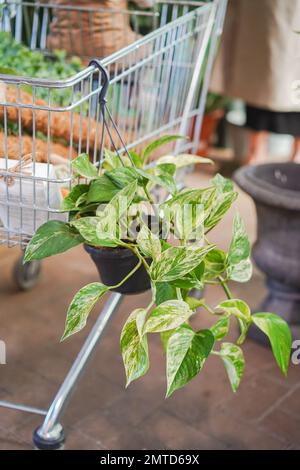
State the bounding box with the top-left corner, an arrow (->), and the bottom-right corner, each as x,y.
33,425 -> 65,450
13,255 -> 42,291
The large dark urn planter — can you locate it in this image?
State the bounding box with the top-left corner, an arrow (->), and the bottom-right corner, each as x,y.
84,244 -> 151,295
234,163 -> 300,340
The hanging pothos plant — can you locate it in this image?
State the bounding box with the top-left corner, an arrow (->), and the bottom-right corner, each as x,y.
24,135 -> 292,397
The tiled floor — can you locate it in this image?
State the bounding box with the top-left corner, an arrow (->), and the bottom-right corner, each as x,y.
0,171 -> 299,450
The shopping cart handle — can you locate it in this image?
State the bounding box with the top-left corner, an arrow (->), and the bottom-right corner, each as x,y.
88,59 -> 110,106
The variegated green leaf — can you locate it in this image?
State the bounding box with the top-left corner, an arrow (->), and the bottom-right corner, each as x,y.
218,342 -> 245,392
252,313 -> 291,376
60,184 -> 89,212
77,203 -> 99,216
157,162 -> 177,176
97,180 -> 138,219
155,282 -> 178,306
150,244 -> 215,282
161,329 -> 177,353
205,191 -> 238,232
142,135 -> 186,164
203,249 -> 226,280
212,173 -> 234,192
128,150 -> 143,168
203,174 -> 237,232
75,192 -> 88,208
226,213 -> 252,283
137,224 -> 161,259
166,325 -> 214,397
105,167 -> 141,189
61,283 -> 108,340
210,315 -> 230,341
71,217 -> 118,247
162,187 -> 215,241
24,220 -> 83,262
120,309 -> 149,386
102,148 -> 132,170
143,300 -> 193,334
172,199 -> 205,241
216,299 -> 251,322
216,299 -> 252,345
227,258 -> 253,283
227,213 -> 251,265
135,308 -> 148,340
170,274 -> 203,290
137,167 -> 177,194
155,171 -> 177,195
156,154 -> 213,168
162,187 -> 216,214
72,153 -> 99,178
87,175 -> 120,204
96,214 -> 119,244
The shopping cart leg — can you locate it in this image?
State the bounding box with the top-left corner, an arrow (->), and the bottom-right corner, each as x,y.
32,292 -> 123,450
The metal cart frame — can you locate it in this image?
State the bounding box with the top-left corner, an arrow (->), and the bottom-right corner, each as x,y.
0,0 -> 227,449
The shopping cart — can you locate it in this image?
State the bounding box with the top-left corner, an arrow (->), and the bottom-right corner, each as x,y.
0,0 -> 227,449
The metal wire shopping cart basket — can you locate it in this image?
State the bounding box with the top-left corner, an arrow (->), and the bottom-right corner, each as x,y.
0,0 -> 227,448
0,0 -> 226,246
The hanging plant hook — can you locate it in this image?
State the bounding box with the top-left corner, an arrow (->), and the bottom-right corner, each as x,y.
89,59 -> 110,107
89,59 -> 136,169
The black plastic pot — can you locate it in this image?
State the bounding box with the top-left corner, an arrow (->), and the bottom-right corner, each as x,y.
84,244 -> 151,295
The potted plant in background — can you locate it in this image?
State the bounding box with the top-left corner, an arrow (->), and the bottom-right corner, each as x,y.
191,92 -> 231,157
25,136 -> 292,396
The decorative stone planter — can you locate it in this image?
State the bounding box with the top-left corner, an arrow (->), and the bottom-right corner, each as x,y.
234,163 -> 300,341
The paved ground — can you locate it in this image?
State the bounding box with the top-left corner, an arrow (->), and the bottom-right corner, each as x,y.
0,170 -> 299,450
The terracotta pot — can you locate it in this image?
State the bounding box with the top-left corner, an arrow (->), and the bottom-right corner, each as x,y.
190,109 -> 224,156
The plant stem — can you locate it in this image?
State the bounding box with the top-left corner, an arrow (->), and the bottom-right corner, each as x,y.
109,258 -> 142,290
133,247 -> 150,271
211,350 -> 221,356
144,186 -> 155,205
146,300 -> 154,312
126,243 -> 150,271
144,185 -> 160,220
176,288 -> 183,301
218,276 -> 233,299
202,301 -> 215,315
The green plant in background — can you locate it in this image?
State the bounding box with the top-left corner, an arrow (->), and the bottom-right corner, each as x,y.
0,32 -> 82,106
205,92 -> 231,115
24,136 -> 292,397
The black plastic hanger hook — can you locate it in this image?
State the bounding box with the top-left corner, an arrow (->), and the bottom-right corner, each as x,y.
89,59 -> 110,105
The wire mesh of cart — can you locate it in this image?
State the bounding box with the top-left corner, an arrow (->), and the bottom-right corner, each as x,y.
0,0 -> 227,450
0,0 -> 226,246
